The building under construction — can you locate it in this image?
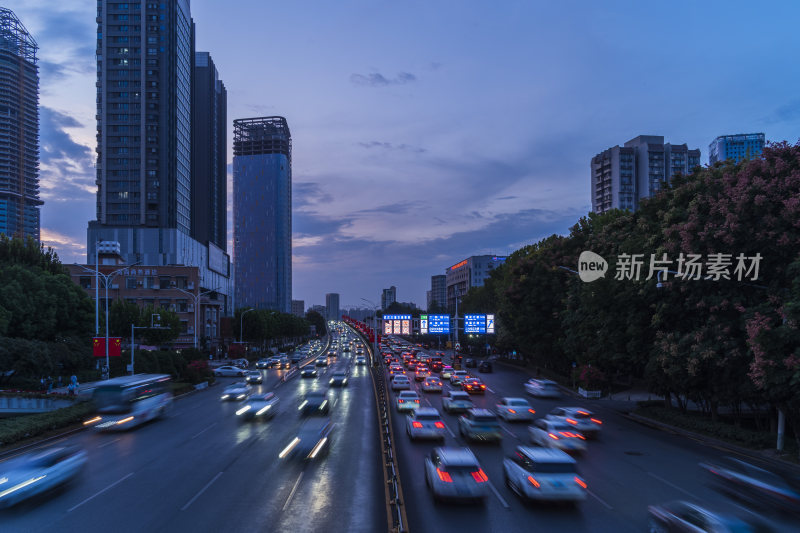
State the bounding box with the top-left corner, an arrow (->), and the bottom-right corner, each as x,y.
0,7 -> 41,240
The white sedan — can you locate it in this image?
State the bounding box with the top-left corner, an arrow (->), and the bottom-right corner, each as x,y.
236,392 -> 280,420
220,382 -> 251,401
214,365 -> 246,377
406,407 -> 446,440
496,397 -> 536,422
503,446 -> 587,503
0,445 -> 88,508
391,375 -> 411,391
396,391 -> 421,412
529,419 -> 587,454
421,376 -> 443,392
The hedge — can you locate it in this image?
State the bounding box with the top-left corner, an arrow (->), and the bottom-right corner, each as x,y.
0,400 -> 95,448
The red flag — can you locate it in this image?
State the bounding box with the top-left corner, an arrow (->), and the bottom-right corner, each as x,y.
109,337 -> 122,357
93,337 -> 104,357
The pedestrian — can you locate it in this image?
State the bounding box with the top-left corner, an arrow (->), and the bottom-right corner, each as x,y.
47,376 -> 53,392
57,375 -> 63,388
40,376 -> 46,392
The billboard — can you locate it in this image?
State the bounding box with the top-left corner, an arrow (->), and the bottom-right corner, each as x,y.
208,242 -> 229,276
464,314 -> 495,334
384,314 -> 411,336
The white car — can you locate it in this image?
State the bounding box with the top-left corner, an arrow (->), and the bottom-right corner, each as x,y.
440,366 -> 454,379
450,370 -> 469,385
0,445 -> 88,508
424,447 -> 489,502
391,375 -> 411,391
503,446 -> 587,503
496,397 -> 536,422
236,392 -> 280,420
524,379 -> 561,398
545,407 -> 603,438
355,355 -> 366,365
529,419 -> 587,454
221,382 -> 251,401
421,376 -> 443,393
442,390 -> 473,413
458,408 -> 502,442
214,365 -> 246,377
397,391 -> 421,412
406,408 -> 446,440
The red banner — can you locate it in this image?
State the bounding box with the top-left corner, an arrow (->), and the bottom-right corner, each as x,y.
93,337 -> 123,357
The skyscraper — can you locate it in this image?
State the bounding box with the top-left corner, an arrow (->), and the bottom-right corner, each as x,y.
325,293 -> 340,322
191,51 -> 227,250
0,8 -> 41,240
429,275 -> 446,311
233,117 -> 292,312
446,256 -> 506,313
381,286 -> 397,310
591,135 -> 700,214
709,133 -> 765,165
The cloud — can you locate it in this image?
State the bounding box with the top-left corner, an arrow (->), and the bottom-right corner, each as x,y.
38,106 -> 96,202
496,195 -> 518,201
41,227 -> 86,260
357,141 -> 426,153
766,99 -> 800,124
293,181 -> 333,209
350,71 -> 417,87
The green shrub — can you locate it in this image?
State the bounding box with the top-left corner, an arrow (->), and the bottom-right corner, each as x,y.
0,401 -> 95,447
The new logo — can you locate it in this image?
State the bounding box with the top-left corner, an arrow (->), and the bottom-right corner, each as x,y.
578,251 -> 608,282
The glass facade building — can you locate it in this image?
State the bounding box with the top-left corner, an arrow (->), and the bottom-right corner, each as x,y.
0,8 -> 41,240
233,117 -> 292,312
708,133 -> 765,165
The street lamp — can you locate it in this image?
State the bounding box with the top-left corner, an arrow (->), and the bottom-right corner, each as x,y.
74,260 -> 141,373
240,308 -> 255,343
171,284 -> 220,349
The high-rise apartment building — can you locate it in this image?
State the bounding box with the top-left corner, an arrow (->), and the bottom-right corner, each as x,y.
709,133 -> 765,165
325,293 -> 340,322
291,299 -> 305,317
429,275 -> 446,311
381,286 -> 397,310
591,135 -> 700,214
191,51 -> 227,250
233,117 -> 292,312
446,255 -> 506,314
0,8 -> 41,240
89,1 -> 232,315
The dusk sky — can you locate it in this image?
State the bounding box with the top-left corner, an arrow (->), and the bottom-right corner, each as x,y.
10,0 -> 800,309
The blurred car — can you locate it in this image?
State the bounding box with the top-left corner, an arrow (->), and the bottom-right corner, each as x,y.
0,445 -> 88,508
397,391 -> 421,412
329,371 -> 348,387
214,365 -> 246,377
236,392 -> 279,421
442,390 -> 474,413
389,364 -> 406,376
255,359 -> 271,369
232,358 -> 250,369
290,354 -> 304,364
529,419 -> 586,454
424,447 -> 489,503
300,366 -> 318,378
298,390 -> 330,416
496,397 -> 536,422
406,408 -> 447,440
278,358 -> 291,369
478,361 -> 493,373
545,407 -> 603,439
327,350 -> 337,357
700,456 -> 800,513
422,376 -> 443,392
220,382 -> 251,401
504,446 -> 586,503
245,370 -> 263,384
450,370 -> 469,386
391,375 -> 411,391
355,355 -> 367,365
430,361 -> 443,373
525,379 -> 561,398
465,358 -> 477,368
414,366 -> 431,382
648,500 -> 773,533
406,361 -> 419,372
462,378 -> 487,394
458,408 -> 502,442
279,418 -> 334,461
315,357 -> 328,367
440,366 -> 454,379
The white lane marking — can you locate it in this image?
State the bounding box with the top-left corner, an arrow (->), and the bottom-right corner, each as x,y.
97,438 -> 121,449
68,472 -> 134,512
181,471 -> 223,511
501,426 -> 518,439
333,398 -> 338,407
191,422 -> 217,440
443,422 -> 456,439
282,471 -> 305,511
487,479 -> 510,509
487,387 -> 495,393
647,471 -> 699,500
172,411 -> 182,417
586,489 -> 613,509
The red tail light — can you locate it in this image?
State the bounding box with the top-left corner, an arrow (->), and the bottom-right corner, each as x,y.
434,422 -> 444,428
508,409 -> 517,414
575,477 -> 587,489
577,410 -> 589,416
548,432 -> 559,440
528,409 -> 536,414
412,421 -> 423,428
471,469 -> 488,483
398,399 -> 403,403
480,385 -> 486,389
415,399 -> 420,403
527,476 -> 540,488
566,418 -> 578,425
591,418 -> 602,425
437,468 -> 453,483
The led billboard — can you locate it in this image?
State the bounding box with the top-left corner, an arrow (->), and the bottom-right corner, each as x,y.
384,314 -> 411,336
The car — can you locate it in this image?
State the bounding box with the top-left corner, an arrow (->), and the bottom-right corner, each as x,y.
343,345 -> 351,352
545,407 -> 603,439
440,366 -> 454,379
315,357 -> 328,367
232,358 -> 250,369
503,446 -> 586,503
290,354 -> 304,364
414,366 -> 431,382
263,357 -> 279,368
648,500 -> 772,533
327,350 -> 337,358
236,392 -> 279,421
406,361 -> 419,372
389,364 -> 406,376
245,370 -> 263,384
430,361 -> 443,373
279,418 -> 334,461
329,371 -> 348,387
0,445 -> 88,508
424,447 -> 489,502
496,397 -> 536,422
300,366 -> 318,378
465,358 -> 477,368
478,361 -> 493,373
462,378 -> 487,394
355,355 -> 366,365
699,456 -> 800,513
458,408 -> 502,442
391,375 -> 411,391
442,390 -> 474,413
524,379 -> 561,398
397,391 -> 421,412
422,376 -> 443,392
221,382 -> 252,401
529,419 -> 587,454
214,365 -> 246,377
299,390 -> 330,415
255,359 -> 271,369
278,358 -> 291,369
406,408 -> 447,440
450,370 -> 469,385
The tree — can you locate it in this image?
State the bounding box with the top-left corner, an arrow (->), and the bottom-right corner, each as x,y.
137,305 -> 181,346
305,310 -> 326,336
109,299 -> 142,337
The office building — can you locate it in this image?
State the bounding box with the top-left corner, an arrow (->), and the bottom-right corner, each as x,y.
709,133 -> 765,165
0,8 -> 41,240
311,304 -> 325,316
381,286 -> 397,310
446,255 -> 506,314
233,116 -> 292,312
429,274 -> 446,311
591,135 -> 700,214
291,299 -> 305,317
325,293 -> 340,321
191,51 -> 227,250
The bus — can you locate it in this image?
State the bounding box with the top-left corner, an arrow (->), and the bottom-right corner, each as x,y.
85,374 -> 172,431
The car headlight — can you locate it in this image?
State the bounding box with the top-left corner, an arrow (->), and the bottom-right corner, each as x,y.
221,394 -> 229,399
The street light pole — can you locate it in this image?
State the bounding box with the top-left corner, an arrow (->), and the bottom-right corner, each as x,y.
172,285 -> 220,348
